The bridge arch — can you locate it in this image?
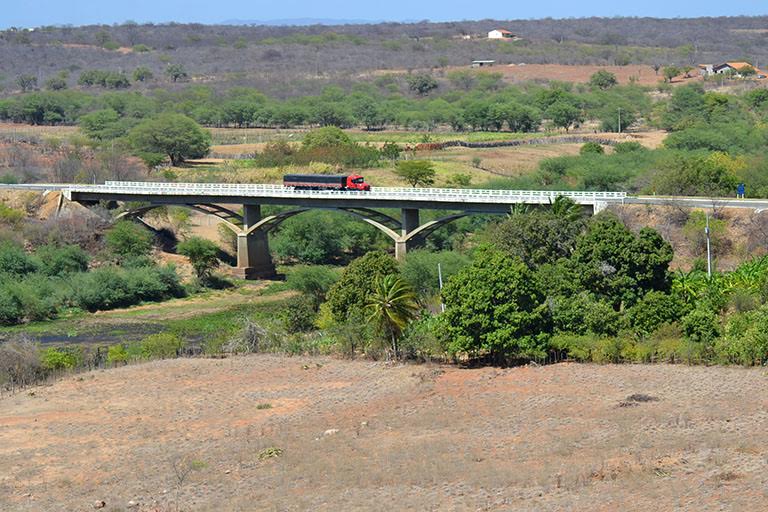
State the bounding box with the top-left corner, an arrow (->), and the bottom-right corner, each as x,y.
115,203 -> 244,235
111,201 -> 501,278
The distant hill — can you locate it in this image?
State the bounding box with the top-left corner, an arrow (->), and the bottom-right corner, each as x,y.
2,16 -> 768,97
221,18 -> 385,26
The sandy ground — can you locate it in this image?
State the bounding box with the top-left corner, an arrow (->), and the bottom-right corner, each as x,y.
1,356 -> 767,511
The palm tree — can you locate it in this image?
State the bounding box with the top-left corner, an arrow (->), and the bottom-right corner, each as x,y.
365,275 -> 420,358
550,195 -> 584,223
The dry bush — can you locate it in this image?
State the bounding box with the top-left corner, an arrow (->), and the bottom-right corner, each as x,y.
224,318 -> 282,354
23,210 -> 109,251
0,335 -> 44,394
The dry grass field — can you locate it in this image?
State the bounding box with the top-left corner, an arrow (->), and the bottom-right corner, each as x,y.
1,356 -> 767,511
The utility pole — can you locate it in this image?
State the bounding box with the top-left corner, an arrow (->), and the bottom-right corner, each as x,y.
438,263 -> 445,313
705,213 -> 712,278
617,108 -> 622,134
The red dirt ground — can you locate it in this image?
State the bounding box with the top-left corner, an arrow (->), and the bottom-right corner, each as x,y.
1,356 -> 767,511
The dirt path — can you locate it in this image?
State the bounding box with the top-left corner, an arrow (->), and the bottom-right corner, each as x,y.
1,357 -> 766,511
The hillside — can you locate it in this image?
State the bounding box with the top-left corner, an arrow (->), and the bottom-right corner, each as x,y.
2,17 -> 768,95
1,355 -> 766,511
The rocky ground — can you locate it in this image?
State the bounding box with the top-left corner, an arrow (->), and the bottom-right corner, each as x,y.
1,356 -> 767,511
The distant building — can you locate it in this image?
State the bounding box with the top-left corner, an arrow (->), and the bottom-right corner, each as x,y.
700,62 -> 766,78
488,29 -> 518,40
471,60 -> 496,68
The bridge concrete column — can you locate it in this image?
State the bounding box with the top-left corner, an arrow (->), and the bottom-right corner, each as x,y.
233,205 -> 277,280
396,208 -> 421,261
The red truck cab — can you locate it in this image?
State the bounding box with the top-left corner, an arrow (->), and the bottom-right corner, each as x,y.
346,174 -> 371,191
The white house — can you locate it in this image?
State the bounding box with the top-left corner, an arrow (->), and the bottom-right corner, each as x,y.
488,29 -> 518,40
700,62 -> 766,78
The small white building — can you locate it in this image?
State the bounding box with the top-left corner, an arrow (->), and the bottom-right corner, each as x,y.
700,62 -> 765,78
471,60 -> 496,68
488,29 -> 518,40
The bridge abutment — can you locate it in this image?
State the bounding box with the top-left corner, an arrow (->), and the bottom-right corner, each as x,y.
233,205 -> 277,280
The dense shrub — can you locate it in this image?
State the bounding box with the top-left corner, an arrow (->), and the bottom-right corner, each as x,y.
681,307 -> 720,344
569,213 -> 673,308
286,265 -> 339,307
0,285 -> 24,325
716,308 -> 768,365
399,314 -> 447,361
550,293 -> 623,336
626,291 -> 685,336
105,221 -> 154,260
613,141 -> 645,154
34,244 -> 89,276
400,250 -> 470,299
324,251 -> 400,322
280,295 -> 317,333
580,142 -> 604,155
70,265 -> 184,312
0,241 -> 37,276
177,236 -> 220,279
40,347 -> 79,371
140,333 -> 184,359
441,247 -> 551,361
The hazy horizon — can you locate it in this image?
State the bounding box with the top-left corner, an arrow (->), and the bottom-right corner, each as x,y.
2,0 -> 767,30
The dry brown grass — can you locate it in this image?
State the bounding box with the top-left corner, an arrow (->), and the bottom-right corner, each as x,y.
1,357 -> 767,511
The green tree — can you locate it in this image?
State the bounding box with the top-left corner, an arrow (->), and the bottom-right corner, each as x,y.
365,274 -> 420,357
491,196 -> 586,268
380,141 -> 402,162
45,75 -> 68,91
133,66 -> 154,82
302,126 -> 352,149
569,213 -> 673,308
105,221 -> 154,260
547,101 -> 582,131
325,251 -> 400,321
441,247 -> 551,362
663,66 -> 681,83
652,153 -> 738,196
406,73 -> 438,96
394,160 -> 436,187
127,114 -> 211,166
177,237 -> 220,280
165,63 -> 189,82
589,70 -> 618,90
79,109 -> 130,141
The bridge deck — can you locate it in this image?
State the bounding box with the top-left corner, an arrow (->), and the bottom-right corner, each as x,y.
59,181 -> 626,207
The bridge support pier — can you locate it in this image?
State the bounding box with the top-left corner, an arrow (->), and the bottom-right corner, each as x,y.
232,205 -> 277,280
395,208 -> 421,261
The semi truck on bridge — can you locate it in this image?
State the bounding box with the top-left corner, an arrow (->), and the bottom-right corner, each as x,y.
283,174 -> 371,191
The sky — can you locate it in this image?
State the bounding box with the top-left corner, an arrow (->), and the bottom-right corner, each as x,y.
1,0 -> 767,28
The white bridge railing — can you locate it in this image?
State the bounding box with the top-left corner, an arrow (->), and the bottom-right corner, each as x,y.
63,181 -> 626,205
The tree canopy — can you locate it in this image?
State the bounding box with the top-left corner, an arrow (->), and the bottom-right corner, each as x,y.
127,113 -> 211,166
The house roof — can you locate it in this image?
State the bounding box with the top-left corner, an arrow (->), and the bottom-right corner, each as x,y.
492,29 -> 515,34
724,61 -> 755,70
